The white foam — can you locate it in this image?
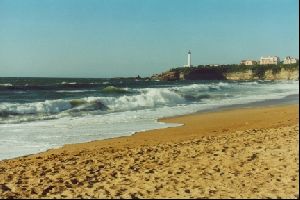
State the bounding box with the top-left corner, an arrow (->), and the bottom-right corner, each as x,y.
60,82 -> 77,85
56,90 -> 97,93
0,99 -> 72,115
0,83 -> 13,87
0,88 -> 185,118
104,88 -> 185,111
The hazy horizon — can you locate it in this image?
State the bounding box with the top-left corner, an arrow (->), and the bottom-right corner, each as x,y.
0,0 -> 299,78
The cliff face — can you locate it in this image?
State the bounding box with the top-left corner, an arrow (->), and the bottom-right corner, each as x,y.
269,68 -> 299,80
225,70 -> 254,80
151,71 -> 180,81
226,68 -> 299,81
152,67 -> 299,81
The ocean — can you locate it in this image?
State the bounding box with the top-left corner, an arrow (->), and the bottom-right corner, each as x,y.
0,77 -> 299,160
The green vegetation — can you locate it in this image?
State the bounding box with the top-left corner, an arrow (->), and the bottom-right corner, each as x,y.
170,63 -> 299,75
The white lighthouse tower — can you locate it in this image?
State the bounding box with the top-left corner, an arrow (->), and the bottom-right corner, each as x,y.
184,50 -> 192,67
187,50 -> 191,67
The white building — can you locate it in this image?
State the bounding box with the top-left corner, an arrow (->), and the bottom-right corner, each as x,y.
283,56 -> 298,65
240,60 -> 257,66
259,56 -> 280,65
184,50 -> 192,67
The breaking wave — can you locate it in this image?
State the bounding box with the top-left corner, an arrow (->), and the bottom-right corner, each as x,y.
0,80 -> 298,124
0,82 -> 103,91
0,87 -> 186,122
0,83 -> 13,87
101,86 -> 131,94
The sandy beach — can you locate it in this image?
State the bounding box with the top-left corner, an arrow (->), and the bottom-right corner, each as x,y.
0,104 -> 299,199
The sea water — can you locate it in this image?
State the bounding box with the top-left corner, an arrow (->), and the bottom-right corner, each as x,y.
0,78 -> 298,160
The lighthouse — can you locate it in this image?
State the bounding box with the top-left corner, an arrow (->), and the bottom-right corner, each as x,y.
187,50 -> 191,67
184,50 -> 192,67
184,51 -> 193,67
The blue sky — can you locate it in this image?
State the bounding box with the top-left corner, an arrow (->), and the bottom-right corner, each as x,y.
0,0 -> 298,78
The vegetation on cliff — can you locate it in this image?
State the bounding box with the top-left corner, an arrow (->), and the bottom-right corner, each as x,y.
170,63 -> 299,74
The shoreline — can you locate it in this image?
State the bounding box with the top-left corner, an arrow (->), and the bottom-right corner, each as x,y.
1,94 -> 298,162
159,94 -> 299,121
0,102 -> 298,155
0,103 -> 298,198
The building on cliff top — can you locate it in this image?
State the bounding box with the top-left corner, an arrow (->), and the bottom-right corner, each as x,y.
240,60 -> 257,66
259,56 -> 280,65
283,56 -> 298,65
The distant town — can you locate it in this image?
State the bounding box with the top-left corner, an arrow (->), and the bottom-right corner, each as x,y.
240,56 -> 298,66
182,51 -> 299,68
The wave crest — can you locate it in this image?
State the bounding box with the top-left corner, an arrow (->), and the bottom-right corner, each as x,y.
101,86 -> 130,94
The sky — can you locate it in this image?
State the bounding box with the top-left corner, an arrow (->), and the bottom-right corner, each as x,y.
0,0 -> 299,78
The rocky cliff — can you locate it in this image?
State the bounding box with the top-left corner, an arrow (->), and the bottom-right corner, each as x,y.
225,68 -> 299,81
151,66 -> 299,81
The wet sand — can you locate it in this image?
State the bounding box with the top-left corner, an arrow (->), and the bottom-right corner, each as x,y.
0,104 -> 299,198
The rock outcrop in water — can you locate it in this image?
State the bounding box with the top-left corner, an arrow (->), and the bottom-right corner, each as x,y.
151,64 -> 299,81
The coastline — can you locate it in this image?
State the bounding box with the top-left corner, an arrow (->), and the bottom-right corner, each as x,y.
158,94 -> 299,121
0,101 -> 299,198
1,94 -> 298,162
